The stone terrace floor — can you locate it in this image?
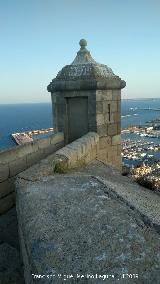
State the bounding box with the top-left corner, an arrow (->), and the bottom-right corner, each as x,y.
15,160 -> 160,284
1,160 -> 160,284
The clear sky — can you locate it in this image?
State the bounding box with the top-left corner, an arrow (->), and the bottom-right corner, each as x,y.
0,0 -> 160,103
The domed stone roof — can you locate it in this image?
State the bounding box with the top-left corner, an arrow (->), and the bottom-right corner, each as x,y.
47,39 -> 126,92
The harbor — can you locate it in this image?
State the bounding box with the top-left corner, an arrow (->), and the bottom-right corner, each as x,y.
122,117 -> 160,190
121,125 -> 160,139
122,139 -> 160,163
122,138 -> 160,190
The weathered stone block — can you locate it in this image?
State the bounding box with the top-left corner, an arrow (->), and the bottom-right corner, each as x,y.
113,112 -> 121,123
104,113 -> 108,124
104,112 -> 114,124
96,90 -> 103,101
99,136 -> 111,149
97,125 -> 108,136
107,156 -> 113,165
30,141 -> 40,152
97,90 -> 112,101
17,143 -> 37,158
117,124 -> 121,134
112,135 -> 121,146
43,144 -> 56,156
107,148 -> 113,161
76,146 -> 83,160
105,90 -> 112,100
97,148 -> 108,162
58,146 -> 76,160
103,101 -> 111,113
108,124 -> 117,136
66,149 -> 79,163
96,114 -> 105,125
117,144 -> 122,155
0,179 -> 14,199
117,100 -> 121,111
112,155 -> 122,169
110,112 -> 115,123
0,164 -> 9,182
96,101 -> 103,113
0,148 -> 19,163
0,192 -> 15,215
44,141 -> 64,156
84,153 -> 92,164
111,101 -> 117,112
81,144 -> 86,155
37,137 -> 51,149
26,151 -> 46,168
92,147 -> 98,159
112,90 -> 121,100
9,157 -> 27,177
112,145 -> 118,155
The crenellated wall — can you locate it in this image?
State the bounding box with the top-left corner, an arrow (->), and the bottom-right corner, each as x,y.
0,132 -> 64,215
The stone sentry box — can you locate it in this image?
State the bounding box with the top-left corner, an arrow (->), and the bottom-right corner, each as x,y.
47,39 -> 126,169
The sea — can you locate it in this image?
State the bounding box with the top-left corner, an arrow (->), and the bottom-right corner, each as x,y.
0,103 -> 52,150
0,99 -> 160,157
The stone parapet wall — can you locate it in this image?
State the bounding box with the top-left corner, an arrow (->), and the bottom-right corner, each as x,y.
53,132 -> 99,172
0,133 -> 64,215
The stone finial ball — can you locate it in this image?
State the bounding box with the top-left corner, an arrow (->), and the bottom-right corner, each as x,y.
79,39 -> 87,48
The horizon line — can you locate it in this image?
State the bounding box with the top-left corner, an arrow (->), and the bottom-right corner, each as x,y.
0,97 -> 160,105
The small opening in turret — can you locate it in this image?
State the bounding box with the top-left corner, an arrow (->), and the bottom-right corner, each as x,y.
108,104 -> 111,122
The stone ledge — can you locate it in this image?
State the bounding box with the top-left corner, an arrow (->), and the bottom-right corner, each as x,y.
48,78 -> 126,92
0,132 -> 64,164
52,132 -> 99,172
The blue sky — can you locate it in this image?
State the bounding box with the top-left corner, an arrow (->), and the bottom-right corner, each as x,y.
0,0 -> 160,103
